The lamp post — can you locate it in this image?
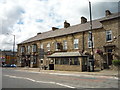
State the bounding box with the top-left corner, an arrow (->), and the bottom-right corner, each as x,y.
89,1 -> 94,72
13,35 -> 15,64
7,33 -> 15,64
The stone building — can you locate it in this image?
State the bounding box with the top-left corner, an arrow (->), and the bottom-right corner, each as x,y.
17,10 -> 120,71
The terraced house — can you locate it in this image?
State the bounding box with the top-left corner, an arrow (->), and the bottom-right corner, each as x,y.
17,10 -> 120,71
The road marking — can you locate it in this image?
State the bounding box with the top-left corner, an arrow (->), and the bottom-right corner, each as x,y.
4,75 -> 76,88
14,70 -> 119,80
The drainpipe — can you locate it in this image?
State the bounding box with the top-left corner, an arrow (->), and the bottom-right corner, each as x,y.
82,32 -> 85,53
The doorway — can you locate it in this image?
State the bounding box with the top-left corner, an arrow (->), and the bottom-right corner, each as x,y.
107,49 -> 113,65
49,64 -> 54,70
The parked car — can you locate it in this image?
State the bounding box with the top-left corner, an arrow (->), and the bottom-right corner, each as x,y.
2,64 -> 17,67
11,64 -> 17,67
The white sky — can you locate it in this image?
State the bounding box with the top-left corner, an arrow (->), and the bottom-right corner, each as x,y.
0,0 -> 119,51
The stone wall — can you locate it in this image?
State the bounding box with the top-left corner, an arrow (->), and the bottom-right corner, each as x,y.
17,17 -> 119,70
54,65 -> 81,71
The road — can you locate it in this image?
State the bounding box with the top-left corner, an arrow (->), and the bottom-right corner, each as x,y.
2,68 -> 119,89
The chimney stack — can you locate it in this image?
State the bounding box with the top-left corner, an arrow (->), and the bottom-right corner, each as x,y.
81,16 -> 87,24
37,32 -> 41,35
52,27 -> 59,31
105,10 -> 112,16
64,20 -> 70,28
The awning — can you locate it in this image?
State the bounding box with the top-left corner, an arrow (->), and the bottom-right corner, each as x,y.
47,51 -> 87,58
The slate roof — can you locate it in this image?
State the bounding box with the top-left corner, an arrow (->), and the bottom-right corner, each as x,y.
100,12 -> 120,22
47,51 -> 87,58
18,12 -> 120,45
1,51 -> 17,56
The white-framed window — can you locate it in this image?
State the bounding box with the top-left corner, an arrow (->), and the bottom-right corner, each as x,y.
55,42 -> 58,51
63,40 -> 67,50
88,36 -> 94,48
32,44 -> 37,52
106,30 -> 112,42
47,43 -> 50,51
27,46 -> 31,53
40,44 -> 43,49
74,39 -> 79,49
20,46 -> 25,53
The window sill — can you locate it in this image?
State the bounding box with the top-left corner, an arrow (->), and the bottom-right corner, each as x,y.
88,47 -> 94,49
106,40 -> 113,43
74,48 -> 79,50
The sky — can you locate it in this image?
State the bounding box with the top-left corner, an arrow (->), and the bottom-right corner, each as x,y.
0,0 -> 119,51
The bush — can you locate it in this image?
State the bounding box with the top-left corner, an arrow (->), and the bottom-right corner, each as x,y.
112,60 -> 120,66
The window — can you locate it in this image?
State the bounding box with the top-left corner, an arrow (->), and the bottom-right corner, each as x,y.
54,42 -> 58,51
63,40 -> 67,50
20,46 -> 25,53
47,43 -> 50,51
32,44 -> 37,52
55,58 -> 69,65
27,46 -> 30,53
106,30 -> 112,41
55,58 -> 60,64
40,44 -> 44,59
70,58 -> 80,65
74,39 -> 79,49
61,58 -> 69,65
33,56 -> 37,64
88,36 -> 94,48
40,44 -> 43,49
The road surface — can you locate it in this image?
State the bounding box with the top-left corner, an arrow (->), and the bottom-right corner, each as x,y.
2,68 -> 119,89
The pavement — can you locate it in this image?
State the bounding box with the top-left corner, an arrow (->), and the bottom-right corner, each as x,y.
6,67 -> 119,78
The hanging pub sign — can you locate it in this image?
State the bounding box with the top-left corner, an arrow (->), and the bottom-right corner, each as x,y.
88,31 -> 92,41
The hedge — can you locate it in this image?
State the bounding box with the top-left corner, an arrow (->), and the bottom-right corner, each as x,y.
112,60 -> 120,66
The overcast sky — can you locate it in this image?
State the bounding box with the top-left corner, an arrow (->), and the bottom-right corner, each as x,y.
0,0 -> 119,51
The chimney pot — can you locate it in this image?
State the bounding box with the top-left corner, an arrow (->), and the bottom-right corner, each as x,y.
105,10 -> 111,16
52,27 -> 59,31
64,20 -> 70,28
81,16 -> 87,24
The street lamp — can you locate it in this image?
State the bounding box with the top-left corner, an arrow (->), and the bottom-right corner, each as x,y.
88,1 -> 94,72
7,33 -> 15,64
